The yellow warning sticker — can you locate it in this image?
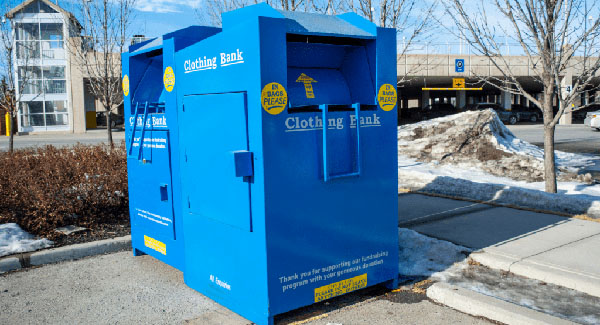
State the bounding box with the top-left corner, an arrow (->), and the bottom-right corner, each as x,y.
296,73 -> 317,99
377,84 -> 397,111
261,82 -> 288,115
163,66 -> 175,92
144,235 -> 166,255
122,75 -> 129,97
314,273 -> 367,302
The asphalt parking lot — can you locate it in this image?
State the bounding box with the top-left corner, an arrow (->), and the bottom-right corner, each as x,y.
1,123 -> 598,156
0,129 -> 126,151
507,123 -> 600,155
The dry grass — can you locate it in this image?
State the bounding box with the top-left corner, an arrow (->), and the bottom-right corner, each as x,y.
0,143 -> 128,239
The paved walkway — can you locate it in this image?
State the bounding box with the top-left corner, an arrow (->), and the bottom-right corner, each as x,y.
399,193 -> 600,297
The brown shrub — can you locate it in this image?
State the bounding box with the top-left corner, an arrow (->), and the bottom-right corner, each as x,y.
0,142 -> 128,240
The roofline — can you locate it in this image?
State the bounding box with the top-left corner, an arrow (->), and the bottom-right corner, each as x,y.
6,0 -> 82,30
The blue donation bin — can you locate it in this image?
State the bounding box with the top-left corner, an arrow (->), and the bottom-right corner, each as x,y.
122,4 -> 398,325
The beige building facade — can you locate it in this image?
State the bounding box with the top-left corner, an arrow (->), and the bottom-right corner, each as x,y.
7,0 -> 120,134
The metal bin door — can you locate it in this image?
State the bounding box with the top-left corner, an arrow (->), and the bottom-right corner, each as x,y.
180,93 -> 252,231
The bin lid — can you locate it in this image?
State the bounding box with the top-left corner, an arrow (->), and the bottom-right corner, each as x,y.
222,3 -> 376,38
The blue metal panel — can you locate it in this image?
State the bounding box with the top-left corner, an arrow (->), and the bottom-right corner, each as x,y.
180,93 -> 251,232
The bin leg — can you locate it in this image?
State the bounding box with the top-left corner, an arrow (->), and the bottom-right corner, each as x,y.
384,277 -> 399,290
133,248 -> 146,256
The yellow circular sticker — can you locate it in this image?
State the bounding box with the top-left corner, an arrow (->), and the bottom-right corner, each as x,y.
122,75 -> 129,97
163,66 -> 175,92
377,84 -> 397,111
261,82 -> 287,115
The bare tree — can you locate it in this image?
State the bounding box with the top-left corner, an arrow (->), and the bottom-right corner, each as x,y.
69,0 -> 135,147
200,0 -> 315,26
202,0 -> 257,26
339,0 -> 439,105
445,0 -> 600,193
1,0 -> 40,153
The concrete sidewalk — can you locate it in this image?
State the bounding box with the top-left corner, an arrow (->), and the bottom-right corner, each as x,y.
399,193 -> 600,298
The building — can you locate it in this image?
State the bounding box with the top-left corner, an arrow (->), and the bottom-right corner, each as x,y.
6,0 -> 122,134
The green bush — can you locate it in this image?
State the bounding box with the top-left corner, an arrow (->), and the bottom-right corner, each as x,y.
0,143 -> 128,239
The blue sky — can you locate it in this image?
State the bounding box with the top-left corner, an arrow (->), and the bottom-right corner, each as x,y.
130,0 -> 203,38
58,0 -> 203,38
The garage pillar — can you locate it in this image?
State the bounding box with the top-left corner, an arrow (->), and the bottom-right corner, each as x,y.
456,90 -> 466,109
559,72 -> 573,125
501,90 -> 511,110
402,97 -> 409,110
422,90 -> 430,109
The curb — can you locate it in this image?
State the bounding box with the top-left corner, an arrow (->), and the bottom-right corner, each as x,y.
471,251 -> 600,298
0,235 -> 131,274
427,282 -> 574,325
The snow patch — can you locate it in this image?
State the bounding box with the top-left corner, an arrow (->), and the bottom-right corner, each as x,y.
398,228 -> 470,276
0,223 -> 53,257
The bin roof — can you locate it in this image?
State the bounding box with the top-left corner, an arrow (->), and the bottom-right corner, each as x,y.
222,3 -> 377,38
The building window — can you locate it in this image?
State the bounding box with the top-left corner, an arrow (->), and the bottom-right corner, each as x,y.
45,100 -> 68,113
18,66 -> 42,94
20,100 -> 68,128
42,66 -> 65,79
16,41 -> 40,60
44,80 -> 66,94
16,23 -> 39,40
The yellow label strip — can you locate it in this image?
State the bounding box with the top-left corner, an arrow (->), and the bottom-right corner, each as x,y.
144,235 -> 166,255
314,273 -> 367,302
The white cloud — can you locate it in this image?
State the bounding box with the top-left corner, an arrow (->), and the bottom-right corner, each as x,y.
135,0 -> 201,13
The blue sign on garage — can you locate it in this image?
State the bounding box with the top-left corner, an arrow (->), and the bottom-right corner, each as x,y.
455,59 -> 465,72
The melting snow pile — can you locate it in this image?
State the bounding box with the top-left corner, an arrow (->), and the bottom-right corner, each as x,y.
0,223 -> 53,257
398,228 -> 470,276
398,109 -> 597,183
398,110 -> 600,217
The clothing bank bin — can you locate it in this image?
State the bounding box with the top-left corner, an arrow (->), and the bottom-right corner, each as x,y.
122,4 -> 399,325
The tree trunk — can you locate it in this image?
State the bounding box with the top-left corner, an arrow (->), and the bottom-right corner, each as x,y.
543,125 -> 557,193
542,82 -> 557,193
106,112 -> 113,148
8,114 -> 14,153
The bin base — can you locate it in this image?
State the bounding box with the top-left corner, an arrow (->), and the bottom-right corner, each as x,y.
384,277 -> 399,290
